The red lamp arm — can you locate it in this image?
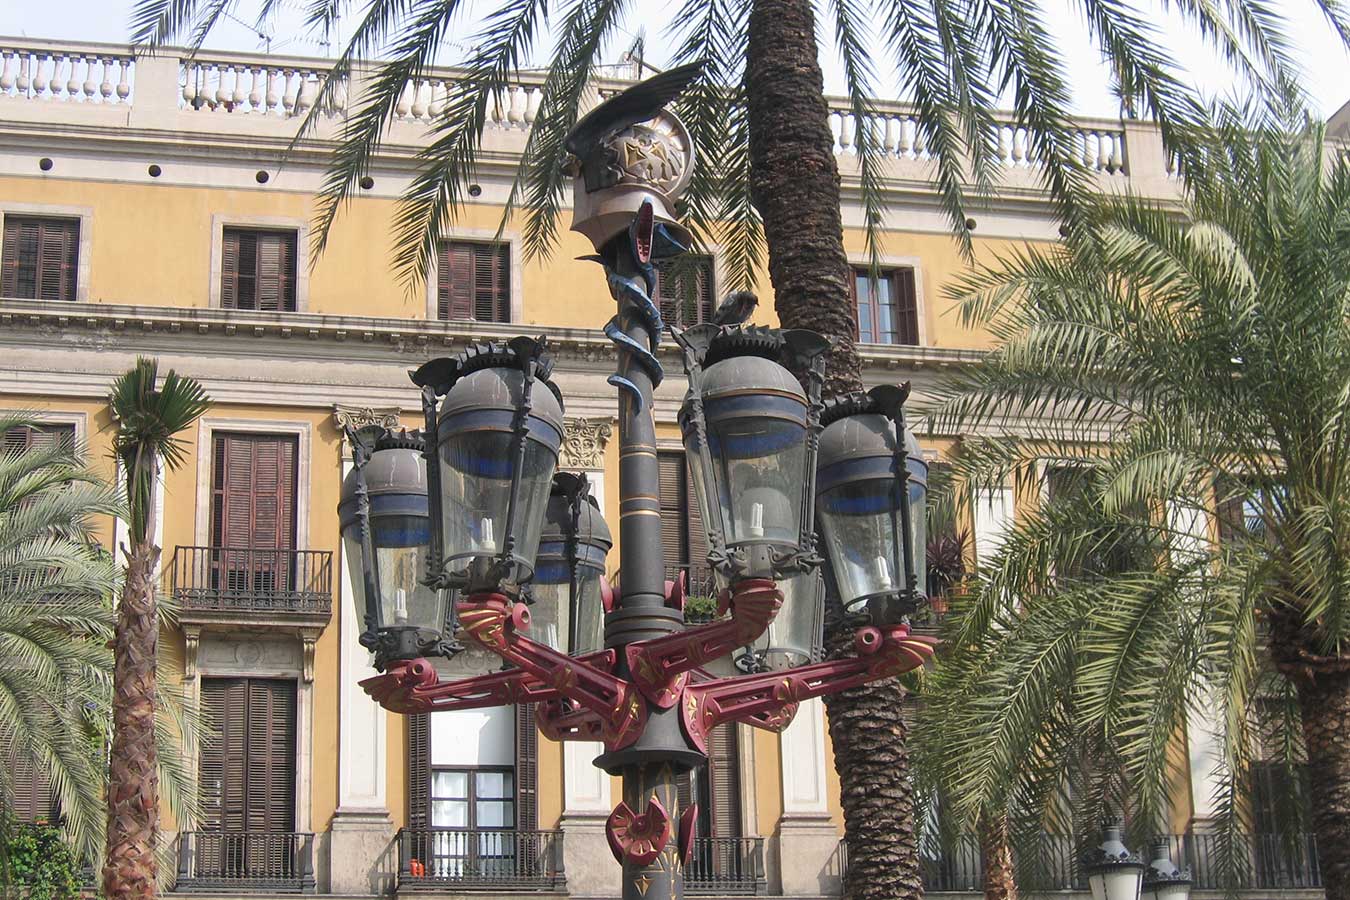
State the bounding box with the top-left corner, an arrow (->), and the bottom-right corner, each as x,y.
359,649 -> 617,714
679,624 -> 938,753
456,594 -> 648,750
624,578 -> 782,708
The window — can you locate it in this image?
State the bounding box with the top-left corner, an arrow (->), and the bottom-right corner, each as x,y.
3,745 -> 57,823
3,422 -> 75,453
658,451 -> 712,598
852,267 -> 919,345
198,678 -> 297,876
437,241 -> 510,322
211,433 -> 298,596
654,255 -> 715,328
1,215 -> 79,301
428,768 -> 518,876
678,724 -> 742,878
221,228 -> 298,311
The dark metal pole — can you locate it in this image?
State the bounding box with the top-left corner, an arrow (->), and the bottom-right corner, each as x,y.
597,243 -> 701,900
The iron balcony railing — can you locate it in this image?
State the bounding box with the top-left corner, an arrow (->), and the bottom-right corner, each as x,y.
910,832 -> 1321,893
396,828 -> 565,891
686,837 -> 766,896
169,546 -> 333,617
175,830 -> 316,894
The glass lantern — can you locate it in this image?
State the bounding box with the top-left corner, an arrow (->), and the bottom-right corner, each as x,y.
816,386 -> 928,621
1140,839 -> 1192,900
419,339 -> 566,596
678,340 -> 814,584
338,430 -> 448,665
740,569 -> 825,671
531,473 -> 613,656
1084,821 -> 1146,900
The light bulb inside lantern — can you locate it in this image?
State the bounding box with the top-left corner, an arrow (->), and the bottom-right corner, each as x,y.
478,517 -> 496,553
394,588 -> 409,625
873,555 -> 892,590
749,502 -> 765,538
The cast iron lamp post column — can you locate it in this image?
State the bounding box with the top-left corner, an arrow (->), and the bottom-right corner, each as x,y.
346,66 -> 939,900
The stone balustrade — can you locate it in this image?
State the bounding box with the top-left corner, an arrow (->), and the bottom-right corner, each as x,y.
0,43 -> 134,103
0,36 -> 1185,197
828,103 -> 1131,175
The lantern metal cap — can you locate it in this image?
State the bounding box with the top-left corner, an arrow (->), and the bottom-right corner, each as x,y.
1083,819 -> 1144,872
1142,838 -> 1192,889
410,338 -> 562,408
541,473 -> 614,550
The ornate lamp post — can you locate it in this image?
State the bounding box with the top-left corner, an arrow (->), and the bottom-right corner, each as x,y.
1084,820 -> 1148,900
351,64 -> 937,900
1140,838 -> 1192,900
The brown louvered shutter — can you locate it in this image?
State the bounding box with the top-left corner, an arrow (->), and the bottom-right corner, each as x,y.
4,747 -> 56,822
515,705 -> 538,829
658,453 -> 688,575
212,434 -> 298,597
655,256 -> 714,328
246,679 -> 297,834
1,216 -> 78,301
707,724 -> 741,838
473,242 -> 509,322
894,268 -> 919,345
408,714 -> 431,829
438,241 -> 509,322
222,229 -> 297,312
200,678 -> 250,833
3,423 -> 75,453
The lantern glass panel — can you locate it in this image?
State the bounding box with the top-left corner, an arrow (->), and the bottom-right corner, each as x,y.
708,418 -> 805,547
1143,884 -> 1191,900
342,529 -> 368,631
1089,868 -> 1143,900
439,430 -> 556,579
762,569 -> 824,670
530,547 -> 606,655
373,513 -> 442,631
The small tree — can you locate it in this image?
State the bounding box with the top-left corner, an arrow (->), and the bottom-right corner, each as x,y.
103,360 -> 209,900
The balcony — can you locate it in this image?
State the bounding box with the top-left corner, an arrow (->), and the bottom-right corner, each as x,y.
901,832 -> 1323,894
395,828 -> 566,892
169,546 -> 333,631
175,831 -> 316,894
686,838 -> 767,896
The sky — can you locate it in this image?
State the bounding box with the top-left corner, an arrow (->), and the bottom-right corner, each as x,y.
2,0 -> 1348,120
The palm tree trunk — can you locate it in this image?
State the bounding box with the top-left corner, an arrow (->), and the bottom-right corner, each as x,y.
103,539 -> 161,900
745,0 -> 918,897
1295,671 -> 1350,900
745,0 -> 861,395
979,813 -> 1018,900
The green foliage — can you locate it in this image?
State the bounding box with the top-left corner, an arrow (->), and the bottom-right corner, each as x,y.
108,357 -> 210,544
916,110 -> 1350,873
683,593 -> 720,622
127,0 -> 1348,283
0,413 -> 121,868
0,821 -> 81,900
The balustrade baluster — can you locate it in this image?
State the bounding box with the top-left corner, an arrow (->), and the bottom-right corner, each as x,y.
0,51 -> 15,95
282,69 -> 299,116
395,80 -> 413,119
66,56 -> 82,98
213,64 -> 230,109
297,73 -> 316,115
116,59 -> 130,101
525,87 -> 542,125
82,57 -> 97,100
410,78 -> 429,119
33,54 -> 50,98
265,68 -> 280,114
16,52 -> 32,95
99,58 -> 113,101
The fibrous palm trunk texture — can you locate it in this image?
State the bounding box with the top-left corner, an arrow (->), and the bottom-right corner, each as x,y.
980,813 -> 1018,900
103,540 -> 161,900
746,1 -> 921,897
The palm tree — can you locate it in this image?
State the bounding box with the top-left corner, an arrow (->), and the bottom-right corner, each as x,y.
129,2 -> 1346,895
0,415 -> 121,870
104,361 -> 210,900
919,112 -> 1350,897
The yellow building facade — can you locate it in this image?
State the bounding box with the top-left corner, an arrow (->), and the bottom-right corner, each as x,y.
0,35 -> 1259,900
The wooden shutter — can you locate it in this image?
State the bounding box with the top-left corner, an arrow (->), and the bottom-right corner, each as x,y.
655,255 -> 714,328
408,714 -> 431,829
514,705 -> 538,830
894,268 -> 919,345
438,241 -> 509,322
3,423 -> 75,453
212,434 -> 298,551
658,453 -> 688,572
4,746 -> 56,823
1,216 -> 78,301
200,678 -> 250,833
221,229 -> 297,312
245,679 -> 297,833
707,724 -> 741,838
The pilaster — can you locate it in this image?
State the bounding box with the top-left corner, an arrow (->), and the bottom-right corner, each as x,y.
777,698 -> 843,896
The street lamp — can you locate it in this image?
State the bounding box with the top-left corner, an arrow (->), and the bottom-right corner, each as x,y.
1141,838 -> 1192,900
815,384 -> 929,624
352,65 -> 940,900
1084,820 -> 1147,900
338,428 -> 449,667
531,472 -> 614,656
413,336 -> 566,597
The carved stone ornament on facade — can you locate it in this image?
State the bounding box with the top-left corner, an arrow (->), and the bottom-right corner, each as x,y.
561,417 -> 614,469
333,404 -> 403,435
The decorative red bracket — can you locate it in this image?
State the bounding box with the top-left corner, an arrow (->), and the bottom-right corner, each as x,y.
456,594 -> 649,750
625,578 -> 782,708
606,796 -> 672,865
359,649 -> 616,714
536,698 -> 608,742
678,624 -> 938,753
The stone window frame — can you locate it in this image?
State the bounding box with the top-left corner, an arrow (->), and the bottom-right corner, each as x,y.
0,202 -> 94,303
208,213 -> 310,312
